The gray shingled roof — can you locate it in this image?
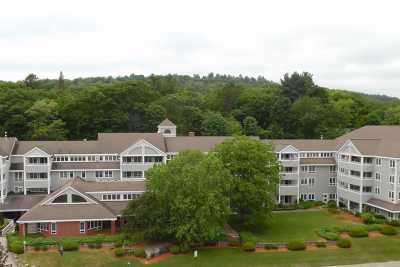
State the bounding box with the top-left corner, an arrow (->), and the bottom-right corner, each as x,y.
366,198 -> 400,212
264,139 -> 338,152
165,136 -> 232,152
17,178 -> 144,222
158,118 -> 176,127
0,137 -> 16,156
101,201 -> 129,216
98,133 -> 167,152
0,194 -> 46,211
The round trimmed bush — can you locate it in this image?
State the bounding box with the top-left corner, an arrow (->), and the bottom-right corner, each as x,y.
134,247 -> 146,258
349,227 -> 368,238
381,226 -> 397,236
287,240 -> 306,251
242,241 -> 256,252
169,245 -> 180,254
59,240 -> 79,251
361,212 -> 376,224
9,241 -> 24,254
337,239 -> 351,248
114,248 -> 125,257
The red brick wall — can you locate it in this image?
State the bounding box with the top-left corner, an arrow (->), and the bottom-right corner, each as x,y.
41,221 -> 81,237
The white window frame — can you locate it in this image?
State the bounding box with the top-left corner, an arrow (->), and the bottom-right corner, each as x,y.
51,223 -> 57,235
80,221 -> 85,234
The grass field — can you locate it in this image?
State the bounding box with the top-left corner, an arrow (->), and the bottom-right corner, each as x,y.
20,237 -> 400,267
248,210 -> 358,242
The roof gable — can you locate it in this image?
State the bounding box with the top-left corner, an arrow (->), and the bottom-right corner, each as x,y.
337,140 -> 362,155
120,139 -> 166,156
24,147 -> 50,157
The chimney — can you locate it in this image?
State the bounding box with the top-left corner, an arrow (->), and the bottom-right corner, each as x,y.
188,132 -> 195,137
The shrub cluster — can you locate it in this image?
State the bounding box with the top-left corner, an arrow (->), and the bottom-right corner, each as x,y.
287,240 -> 306,251
179,244 -> 191,253
336,239 -> 351,248
9,241 -> 24,254
386,220 -> 400,227
134,247 -> 146,258
114,248 -> 125,257
348,226 -> 368,238
275,200 -> 323,211
59,240 -> 79,251
242,241 -> 256,252
317,228 -> 339,241
381,226 -> 397,236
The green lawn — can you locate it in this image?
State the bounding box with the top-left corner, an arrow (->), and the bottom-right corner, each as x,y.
20,236 -> 400,267
246,210 -> 358,242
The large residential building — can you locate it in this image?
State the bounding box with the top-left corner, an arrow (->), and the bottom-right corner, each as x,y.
0,119 -> 399,237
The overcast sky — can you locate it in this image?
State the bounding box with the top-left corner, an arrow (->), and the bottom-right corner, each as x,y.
1,0 -> 400,97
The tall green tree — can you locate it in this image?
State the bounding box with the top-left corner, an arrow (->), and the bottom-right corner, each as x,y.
123,151 -> 232,244
213,136 -> 280,227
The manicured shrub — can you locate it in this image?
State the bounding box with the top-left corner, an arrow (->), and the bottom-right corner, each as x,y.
375,214 -> 386,220
169,245 -> 180,254
59,240 -> 79,251
287,240 -> 306,251
361,212 -> 376,224
317,228 -> 339,241
242,241 -> 256,252
134,247 -> 146,258
366,224 -> 383,232
179,243 -> 191,253
337,239 -> 351,248
381,226 -> 397,236
349,226 -> 368,237
315,241 -> 327,248
114,248 -> 125,257
9,241 -> 24,254
240,231 -> 257,243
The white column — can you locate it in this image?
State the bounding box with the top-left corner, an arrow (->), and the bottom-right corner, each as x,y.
47,156 -> 51,194
297,155 -> 300,203
359,156 -> 363,213
394,160 -> 398,204
0,159 -> 3,203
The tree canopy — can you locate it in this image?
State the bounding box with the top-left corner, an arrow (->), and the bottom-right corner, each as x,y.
0,72 -> 398,140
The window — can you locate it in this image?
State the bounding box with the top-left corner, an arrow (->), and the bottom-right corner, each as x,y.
14,172 -> 23,182
54,155 -> 69,162
350,170 -> 360,177
301,166 -> 315,173
52,194 -> 68,203
363,172 -> 373,178
398,192 -> 400,200
363,186 -> 372,193
375,172 -> 381,181
95,171 -> 103,178
329,194 -> 337,200
87,155 -> 96,162
27,173 -> 48,179
308,193 -> 315,200
51,223 -> 57,235
104,171 -> 113,178
300,194 -> 307,200
390,175 -> 395,184
300,178 -> 307,185
308,178 -> 315,187
376,158 -> 382,165
102,193 -> 121,201
375,187 -> 381,195
329,178 -> 336,186
80,222 -> 85,234
144,156 -> 163,163
122,156 -> 142,163
28,157 -> 48,164
59,171 -> 73,179
72,194 -> 87,203
38,223 -> 48,232
329,166 -> 336,173
164,129 -> 171,134
88,221 -> 102,231
390,160 -> 396,168
81,171 -> 86,179
363,157 -> 373,164
123,193 -> 138,200
389,191 -> 395,201
122,171 -> 143,179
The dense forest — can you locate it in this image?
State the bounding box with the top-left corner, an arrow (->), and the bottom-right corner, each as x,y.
0,72 -> 399,141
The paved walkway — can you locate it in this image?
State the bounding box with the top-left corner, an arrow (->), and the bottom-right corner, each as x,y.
0,236 -> 19,266
326,262 -> 400,267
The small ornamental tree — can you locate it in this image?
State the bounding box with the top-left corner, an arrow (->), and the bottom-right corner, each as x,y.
123,150 -> 232,245
213,136 -> 280,227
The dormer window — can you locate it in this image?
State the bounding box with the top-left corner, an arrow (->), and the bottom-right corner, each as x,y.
72,194 -> 87,203
164,129 -> 171,134
51,193 -> 88,204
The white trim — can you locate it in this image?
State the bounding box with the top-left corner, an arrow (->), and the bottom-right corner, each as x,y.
24,147 -> 50,157
17,218 -> 117,224
120,139 -> 166,156
279,145 -> 299,154
337,140 -> 362,156
43,186 -> 96,205
86,190 -> 145,194
365,203 -> 400,213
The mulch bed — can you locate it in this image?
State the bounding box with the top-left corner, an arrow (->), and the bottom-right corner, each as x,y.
340,233 -> 351,239
335,212 -> 362,223
369,231 -> 384,238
